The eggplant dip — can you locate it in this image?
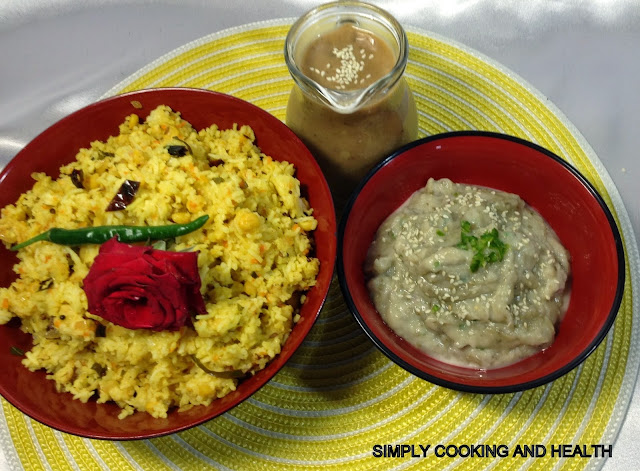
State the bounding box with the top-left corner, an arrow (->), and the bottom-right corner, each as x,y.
365,178 -> 571,369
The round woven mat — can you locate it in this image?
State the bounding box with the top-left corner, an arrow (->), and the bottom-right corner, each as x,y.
1,19 -> 638,471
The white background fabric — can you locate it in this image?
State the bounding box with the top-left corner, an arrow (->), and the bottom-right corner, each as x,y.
0,1 -> 638,469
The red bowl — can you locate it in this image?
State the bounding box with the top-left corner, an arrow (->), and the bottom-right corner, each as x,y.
0,88 -> 336,439
338,131 -> 625,393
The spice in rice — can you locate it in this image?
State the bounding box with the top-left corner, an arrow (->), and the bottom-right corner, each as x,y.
0,105 -> 320,418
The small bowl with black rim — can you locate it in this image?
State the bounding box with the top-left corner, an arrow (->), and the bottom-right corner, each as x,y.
337,131 -> 625,393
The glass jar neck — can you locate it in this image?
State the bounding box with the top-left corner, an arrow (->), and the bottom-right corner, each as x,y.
284,1 -> 409,114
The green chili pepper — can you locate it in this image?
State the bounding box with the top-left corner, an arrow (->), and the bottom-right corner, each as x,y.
10,215 -> 209,251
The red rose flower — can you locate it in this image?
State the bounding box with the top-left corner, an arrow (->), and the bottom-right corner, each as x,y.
83,238 -> 207,331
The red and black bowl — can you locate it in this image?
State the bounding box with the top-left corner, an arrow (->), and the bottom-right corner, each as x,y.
337,131 -> 625,394
0,88 -> 337,439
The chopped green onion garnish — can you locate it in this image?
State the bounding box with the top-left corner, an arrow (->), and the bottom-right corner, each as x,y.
456,220 -> 508,273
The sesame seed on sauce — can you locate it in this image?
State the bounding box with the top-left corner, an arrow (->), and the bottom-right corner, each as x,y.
299,23 -> 395,91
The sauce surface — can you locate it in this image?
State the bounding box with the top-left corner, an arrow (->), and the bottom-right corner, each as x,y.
300,23 -> 396,91
365,178 -> 571,369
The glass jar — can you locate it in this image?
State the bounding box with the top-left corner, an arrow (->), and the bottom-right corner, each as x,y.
285,1 -> 418,203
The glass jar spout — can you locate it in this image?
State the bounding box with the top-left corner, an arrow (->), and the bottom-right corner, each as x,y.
285,1 -> 409,114
285,1 -> 418,202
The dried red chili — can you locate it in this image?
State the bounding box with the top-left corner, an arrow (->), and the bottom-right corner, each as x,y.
70,169 -> 84,189
106,179 -> 140,211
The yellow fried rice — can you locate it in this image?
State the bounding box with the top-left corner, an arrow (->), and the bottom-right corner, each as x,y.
0,105 -> 319,419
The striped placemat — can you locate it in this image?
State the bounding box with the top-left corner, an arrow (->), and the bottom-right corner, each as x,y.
1,19 -> 638,471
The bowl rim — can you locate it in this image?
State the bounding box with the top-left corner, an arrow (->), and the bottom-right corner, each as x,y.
0,87 -> 337,438
337,130 -> 626,394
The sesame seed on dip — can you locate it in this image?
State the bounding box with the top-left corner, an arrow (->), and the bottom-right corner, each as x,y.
365,178 -> 571,369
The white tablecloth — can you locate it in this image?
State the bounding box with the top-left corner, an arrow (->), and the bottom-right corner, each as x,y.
0,1 -> 638,470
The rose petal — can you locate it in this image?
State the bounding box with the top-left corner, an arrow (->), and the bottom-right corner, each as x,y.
152,250 -> 200,280
82,238 -> 206,331
106,292 -> 168,330
100,237 -> 149,257
85,272 -> 156,314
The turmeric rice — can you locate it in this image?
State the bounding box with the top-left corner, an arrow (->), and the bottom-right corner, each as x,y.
0,105 -> 319,418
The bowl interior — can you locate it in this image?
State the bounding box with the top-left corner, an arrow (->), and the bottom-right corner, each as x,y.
339,132 -> 624,392
0,88 -> 336,438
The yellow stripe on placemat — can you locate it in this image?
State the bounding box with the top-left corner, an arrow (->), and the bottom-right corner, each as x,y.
1,21 -> 635,471
3,404 -> 46,471
120,25 -> 292,92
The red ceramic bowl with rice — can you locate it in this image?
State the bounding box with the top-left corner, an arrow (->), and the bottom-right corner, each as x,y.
338,131 -> 624,393
0,88 -> 336,439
